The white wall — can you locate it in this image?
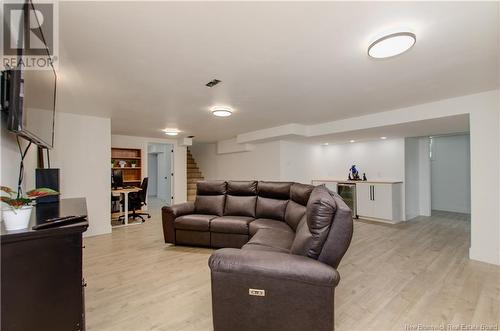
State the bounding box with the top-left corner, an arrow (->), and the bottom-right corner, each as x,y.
1,112 -> 112,237
111,135 -> 186,203
193,138 -> 406,219
307,138 -> 405,182
418,138 -> 431,216
190,141 -> 281,181
0,114 -> 38,194
194,138 -> 405,184
49,113 -> 111,237
431,134 -> 471,213
404,137 -> 432,220
405,138 -> 420,220
468,95 -> 499,265
280,141 -> 315,183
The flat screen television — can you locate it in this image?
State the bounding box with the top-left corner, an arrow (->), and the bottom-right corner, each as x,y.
0,0 -> 57,149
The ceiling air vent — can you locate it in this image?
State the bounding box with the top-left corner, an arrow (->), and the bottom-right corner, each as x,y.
205,79 -> 221,87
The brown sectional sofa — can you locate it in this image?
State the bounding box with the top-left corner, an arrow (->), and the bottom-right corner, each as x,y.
162,180 -> 354,331
162,180 -> 327,250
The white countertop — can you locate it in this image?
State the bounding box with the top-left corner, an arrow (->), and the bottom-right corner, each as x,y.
312,179 -> 403,184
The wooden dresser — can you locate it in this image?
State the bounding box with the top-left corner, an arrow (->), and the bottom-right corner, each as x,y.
1,198 -> 88,331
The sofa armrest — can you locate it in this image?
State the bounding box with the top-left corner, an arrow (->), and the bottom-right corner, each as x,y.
209,248 -> 340,331
208,248 -> 340,287
161,202 -> 195,243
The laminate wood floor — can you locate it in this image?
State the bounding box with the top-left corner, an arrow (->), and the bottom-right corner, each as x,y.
84,203 -> 500,331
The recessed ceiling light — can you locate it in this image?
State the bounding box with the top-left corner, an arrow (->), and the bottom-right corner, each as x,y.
322,143 -> 329,146
380,136 -> 387,140
211,106 -> 233,117
368,32 -> 416,59
163,128 -> 180,136
349,140 -> 356,143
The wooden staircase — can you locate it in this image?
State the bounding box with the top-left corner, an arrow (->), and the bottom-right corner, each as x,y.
187,148 -> 204,202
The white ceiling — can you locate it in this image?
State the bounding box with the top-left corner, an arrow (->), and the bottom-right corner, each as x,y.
57,1 -> 499,142
293,114 -> 470,146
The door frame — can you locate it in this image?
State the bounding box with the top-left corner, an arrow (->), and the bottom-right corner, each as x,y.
146,142 -> 174,206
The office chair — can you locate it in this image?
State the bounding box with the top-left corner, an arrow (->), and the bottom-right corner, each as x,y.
119,178 -> 151,223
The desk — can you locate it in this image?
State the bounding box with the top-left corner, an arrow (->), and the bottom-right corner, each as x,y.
112,187 -> 141,226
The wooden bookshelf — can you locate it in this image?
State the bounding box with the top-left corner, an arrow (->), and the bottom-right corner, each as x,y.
111,148 -> 142,185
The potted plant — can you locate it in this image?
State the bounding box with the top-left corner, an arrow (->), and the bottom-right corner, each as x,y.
111,159 -> 116,168
130,160 -> 137,168
1,186 -> 59,231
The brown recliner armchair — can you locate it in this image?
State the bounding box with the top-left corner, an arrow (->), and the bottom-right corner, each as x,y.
162,181 -> 353,331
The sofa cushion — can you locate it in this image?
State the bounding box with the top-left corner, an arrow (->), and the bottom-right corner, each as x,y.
317,193 -> 353,269
290,183 -> 314,206
257,181 -> 292,200
249,218 -> 294,236
195,195 -> 225,216
227,181 -> 257,196
175,214 -> 217,231
175,230 -> 210,246
210,233 -> 249,249
243,228 -> 294,253
210,216 -> 254,235
224,195 -> 257,217
256,197 -> 288,220
290,216 -> 312,256
297,186 -> 336,259
285,200 -> 307,231
197,180 -> 227,195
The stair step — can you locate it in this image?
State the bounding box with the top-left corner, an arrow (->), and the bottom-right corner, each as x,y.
187,176 -> 204,180
187,149 -> 203,199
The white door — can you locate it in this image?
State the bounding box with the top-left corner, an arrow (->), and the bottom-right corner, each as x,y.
372,184 -> 393,220
147,143 -> 173,205
147,154 -> 158,197
163,147 -> 172,204
356,183 -> 373,217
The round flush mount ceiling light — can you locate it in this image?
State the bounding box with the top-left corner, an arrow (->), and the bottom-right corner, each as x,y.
211,106 -> 233,117
368,32 -> 416,59
163,128 -> 180,136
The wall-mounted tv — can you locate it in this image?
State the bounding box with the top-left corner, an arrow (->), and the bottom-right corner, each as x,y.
0,0 -> 57,149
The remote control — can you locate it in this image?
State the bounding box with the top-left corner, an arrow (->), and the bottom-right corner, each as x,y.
32,216 -> 84,230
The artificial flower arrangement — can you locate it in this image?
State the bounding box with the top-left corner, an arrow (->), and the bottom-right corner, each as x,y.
1,186 -> 59,230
